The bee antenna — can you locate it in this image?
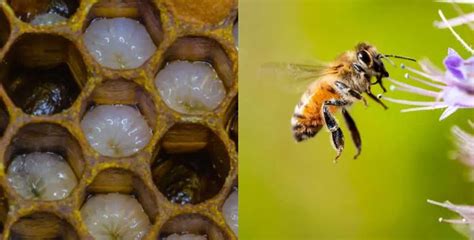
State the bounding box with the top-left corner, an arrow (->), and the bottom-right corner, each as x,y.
382,54 -> 417,62
379,55 -> 396,66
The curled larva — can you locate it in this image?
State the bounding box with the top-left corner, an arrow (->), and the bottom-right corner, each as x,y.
30,13 -> 67,26
223,190 -> 238,236
7,152 -> 77,200
83,17 -> 157,69
155,60 -> 226,114
81,105 -> 152,157
164,233 -> 207,240
81,193 -> 150,240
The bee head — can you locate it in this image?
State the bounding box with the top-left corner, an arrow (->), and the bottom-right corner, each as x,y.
355,42 -> 389,78
355,42 -> 415,92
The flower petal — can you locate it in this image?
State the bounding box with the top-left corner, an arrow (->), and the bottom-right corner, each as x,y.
428,199 -> 474,222
444,49 -> 465,80
439,106 -> 459,120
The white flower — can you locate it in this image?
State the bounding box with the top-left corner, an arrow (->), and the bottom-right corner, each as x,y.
428,199 -> 474,238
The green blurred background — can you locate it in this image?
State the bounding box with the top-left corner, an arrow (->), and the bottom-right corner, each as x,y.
240,0 -> 473,239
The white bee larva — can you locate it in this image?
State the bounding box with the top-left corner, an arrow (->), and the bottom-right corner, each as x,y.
30,13 -> 67,26
222,190 -> 238,236
81,193 -> 150,240
81,105 -> 152,157
7,152 -> 78,201
83,18 -> 157,69
155,60 -> 226,114
164,233 -> 207,240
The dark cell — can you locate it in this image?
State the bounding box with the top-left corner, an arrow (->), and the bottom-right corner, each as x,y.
7,64 -> 80,115
154,150 -> 223,205
160,164 -> 201,204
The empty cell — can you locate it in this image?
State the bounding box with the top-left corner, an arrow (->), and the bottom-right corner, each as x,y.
83,18 -> 157,69
81,105 -> 152,157
155,60 -> 226,114
81,193 -> 150,240
7,152 -> 77,201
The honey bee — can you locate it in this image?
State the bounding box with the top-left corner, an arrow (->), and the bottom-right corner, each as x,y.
285,43 -> 415,161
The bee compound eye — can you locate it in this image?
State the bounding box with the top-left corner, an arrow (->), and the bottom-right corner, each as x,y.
358,50 -> 372,66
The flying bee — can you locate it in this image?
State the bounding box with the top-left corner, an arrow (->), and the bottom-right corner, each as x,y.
277,42 -> 415,161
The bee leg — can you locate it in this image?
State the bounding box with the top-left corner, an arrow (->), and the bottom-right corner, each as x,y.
366,89 -> 388,110
352,63 -> 365,74
375,76 -> 387,92
323,100 -> 348,162
342,108 -> 361,159
335,81 -> 367,106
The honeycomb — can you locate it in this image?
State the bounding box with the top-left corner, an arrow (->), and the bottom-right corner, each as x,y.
0,0 -> 238,239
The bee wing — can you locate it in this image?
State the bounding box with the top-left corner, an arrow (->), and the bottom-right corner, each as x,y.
259,61 -> 330,93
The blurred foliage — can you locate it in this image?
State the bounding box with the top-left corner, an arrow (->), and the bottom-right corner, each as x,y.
240,0 -> 474,239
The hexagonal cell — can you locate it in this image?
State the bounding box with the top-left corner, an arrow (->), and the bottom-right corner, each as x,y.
82,0 -> 163,70
82,168 -> 157,239
159,214 -> 228,240
163,0 -> 235,25
0,33 -> 87,116
0,9 -> 11,48
10,212 -> 79,239
152,123 -> 230,205
4,123 -> 84,200
154,37 -> 234,114
80,79 -> 157,157
7,0 -> 79,25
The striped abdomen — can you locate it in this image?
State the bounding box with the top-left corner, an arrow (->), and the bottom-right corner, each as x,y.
291,81 -> 342,142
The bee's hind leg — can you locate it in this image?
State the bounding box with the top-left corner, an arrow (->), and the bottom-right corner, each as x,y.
323,99 -> 349,162
342,108 -> 361,159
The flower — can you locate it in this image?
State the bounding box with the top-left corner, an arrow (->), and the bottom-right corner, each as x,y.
451,123 -> 474,180
428,199 -> 474,238
382,48 -> 474,120
382,10 -> 474,120
435,1 -> 474,30
436,9 -> 474,55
